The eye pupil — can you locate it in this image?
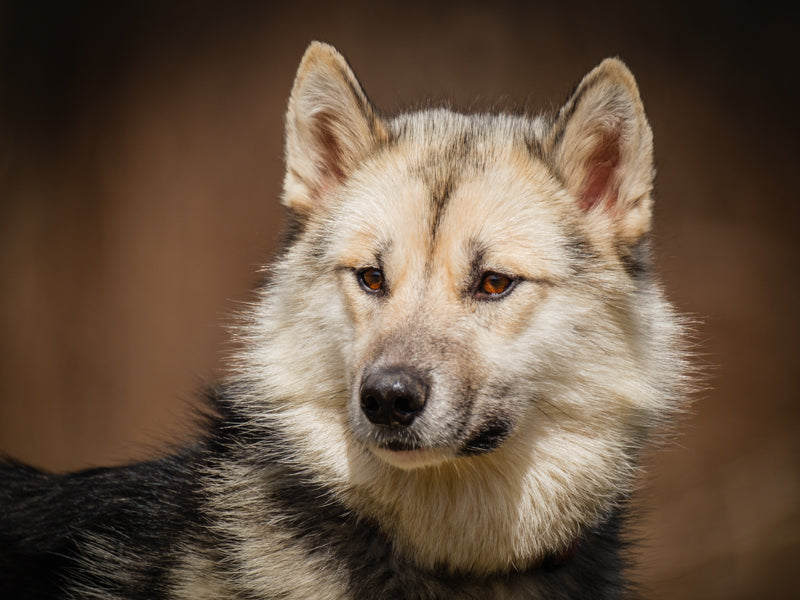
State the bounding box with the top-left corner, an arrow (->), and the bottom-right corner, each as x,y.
359,268 -> 384,292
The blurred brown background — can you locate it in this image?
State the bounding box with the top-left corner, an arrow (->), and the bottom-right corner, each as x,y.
0,1 -> 796,598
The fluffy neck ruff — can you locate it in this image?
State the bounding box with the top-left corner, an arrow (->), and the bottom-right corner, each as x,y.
347,438 -> 631,575
247,398 -> 636,576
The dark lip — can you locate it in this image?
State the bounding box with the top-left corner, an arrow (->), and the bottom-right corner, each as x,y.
358,420 -> 424,452
379,440 -> 421,452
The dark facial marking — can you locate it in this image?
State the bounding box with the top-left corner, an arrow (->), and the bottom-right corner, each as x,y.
616,236 -> 652,280
428,174 -> 455,241
563,227 -> 598,276
416,127 -> 478,242
525,136 -> 545,161
459,417 -> 512,456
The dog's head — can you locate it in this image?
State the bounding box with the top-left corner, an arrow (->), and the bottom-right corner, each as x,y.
240,42 -> 686,572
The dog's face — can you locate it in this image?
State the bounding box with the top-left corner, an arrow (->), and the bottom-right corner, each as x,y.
263,43 -> 664,472
324,128 -> 584,469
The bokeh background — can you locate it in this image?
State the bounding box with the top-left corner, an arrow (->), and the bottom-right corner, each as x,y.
0,2 -> 796,598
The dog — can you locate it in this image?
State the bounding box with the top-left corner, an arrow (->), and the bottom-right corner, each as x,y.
0,42 -> 690,599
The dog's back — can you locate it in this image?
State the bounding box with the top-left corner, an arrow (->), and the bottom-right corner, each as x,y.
1,452 -> 202,598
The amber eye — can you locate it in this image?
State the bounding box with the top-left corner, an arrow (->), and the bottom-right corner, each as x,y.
476,271 -> 515,299
357,268 -> 384,293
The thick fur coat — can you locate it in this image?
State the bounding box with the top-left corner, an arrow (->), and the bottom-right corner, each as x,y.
0,42 -> 689,599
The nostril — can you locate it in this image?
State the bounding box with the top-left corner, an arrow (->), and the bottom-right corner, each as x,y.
393,392 -> 423,416
360,393 -> 380,413
394,395 -> 412,415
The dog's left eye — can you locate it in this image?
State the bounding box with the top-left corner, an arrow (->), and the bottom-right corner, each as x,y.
475,272 -> 516,299
357,268 -> 384,293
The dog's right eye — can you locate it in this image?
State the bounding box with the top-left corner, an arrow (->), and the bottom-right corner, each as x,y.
473,271 -> 517,300
357,268 -> 384,293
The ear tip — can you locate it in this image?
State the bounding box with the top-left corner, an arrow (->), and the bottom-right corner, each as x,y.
294,41 -> 346,82
596,56 -> 630,71
301,41 -> 344,66
304,41 -> 338,57
590,57 -> 641,98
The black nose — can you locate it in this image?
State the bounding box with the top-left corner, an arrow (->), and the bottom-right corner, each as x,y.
359,368 -> 428,428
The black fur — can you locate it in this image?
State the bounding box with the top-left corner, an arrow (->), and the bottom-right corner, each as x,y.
0,452 -> 202,599
1,390 -> 634,599
458,416 -> 512,456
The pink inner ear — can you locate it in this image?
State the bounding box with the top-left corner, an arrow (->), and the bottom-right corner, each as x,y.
313,111 -> 346,192
579,129 -> 620,212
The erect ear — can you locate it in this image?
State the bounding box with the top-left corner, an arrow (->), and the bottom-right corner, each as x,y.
283,42 -> 388,216
546,58 -> 654,245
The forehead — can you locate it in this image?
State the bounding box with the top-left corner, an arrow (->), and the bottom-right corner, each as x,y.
328,112 -> 574,268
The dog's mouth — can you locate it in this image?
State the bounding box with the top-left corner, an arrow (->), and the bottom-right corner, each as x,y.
370,445 -> 451,470
367,437 -> 452,469
358,410 -> 514,469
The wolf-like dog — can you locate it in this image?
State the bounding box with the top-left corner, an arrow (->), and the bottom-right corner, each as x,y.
1,42 -> 689,599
